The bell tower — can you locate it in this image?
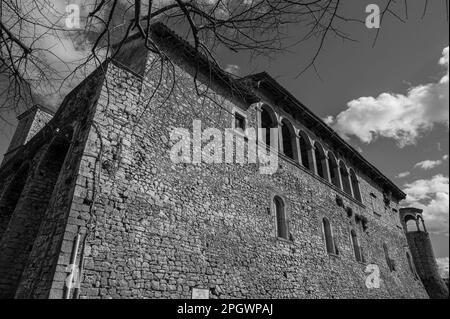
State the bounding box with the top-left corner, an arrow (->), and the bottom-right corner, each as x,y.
400,207 -> 449,299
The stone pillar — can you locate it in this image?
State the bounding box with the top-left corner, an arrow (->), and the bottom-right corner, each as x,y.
337,164 -> 344,191
307,145 -> 317,174
295,132 -> 303,166
278,119 -> 284,155
324,154 -> 332,183
255,103 -> 263,144
421,218 -> 428,233
348,169 -> 355,197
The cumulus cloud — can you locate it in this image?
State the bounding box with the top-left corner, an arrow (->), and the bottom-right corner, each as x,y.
403,175 -> 449,201
443,154 -> 449,161
325,47 -> 449,147
396,171 -> 411,178
436,257 -> 449,278
402,175 -> 449,235
415,159 -> 443,170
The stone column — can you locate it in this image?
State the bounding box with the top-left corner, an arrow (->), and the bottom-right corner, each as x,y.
347,169 -> 355,197
308,145 -> 317,175
337,164 -> 344,191
421,218 -> 428,233
278,119 -> 284,155
324,154 -> 332,183
254,103 -> 263,144
295,131 -> 302,166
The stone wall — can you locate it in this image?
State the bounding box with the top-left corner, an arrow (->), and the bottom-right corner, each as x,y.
0,66 -> 106,298
0,26 -> 432,299
1,106 -> 54,166
45,35 -> 428,299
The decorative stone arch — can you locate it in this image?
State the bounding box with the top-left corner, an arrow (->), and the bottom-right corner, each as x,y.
280,118 -> 298,161
404,214 -> 417,231
313,142 -> 330,181
0,125 -> 74,299
349,168 -> 362,202
259,104 -> 278,150
298,130 -> 315,172
0,162 -> 31,240
339,160 -> 353,196
327,151 -> 341,188
399,208 -> 427,234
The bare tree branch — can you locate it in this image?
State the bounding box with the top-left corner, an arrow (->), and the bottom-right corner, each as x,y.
0,0 -> 447,127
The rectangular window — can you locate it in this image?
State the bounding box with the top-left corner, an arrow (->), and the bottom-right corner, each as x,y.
370,193 -> 381,217
392,208 -> 402,227
234,113 -> 246,132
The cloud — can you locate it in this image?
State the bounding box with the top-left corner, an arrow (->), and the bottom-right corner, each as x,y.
325,47 -> 449,147
396,171 -> 411,178
4,0 -> 243,109
224,64 -> 240,76
403,175 -> 449,201
415,159 -> 443,170
402,175 -> 449,235
436,257 -> 449,278
443,154 -> 449,161
2,0 -> 109,109
323,115 -> 334,125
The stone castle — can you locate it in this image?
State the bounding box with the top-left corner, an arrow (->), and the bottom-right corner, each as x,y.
0,23 -> 447,299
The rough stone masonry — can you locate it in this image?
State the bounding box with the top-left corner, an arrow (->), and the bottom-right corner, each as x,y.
0,23 -> 447,299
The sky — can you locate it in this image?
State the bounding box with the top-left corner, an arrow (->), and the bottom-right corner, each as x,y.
0,0 -> 448,273
220,0 -> 449,267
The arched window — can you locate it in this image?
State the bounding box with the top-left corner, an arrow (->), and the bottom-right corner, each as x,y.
274,196 -> 288,239
314,143 -> 328,180
0,163 -> 30,240
299,131 -> 312,170
404,215 -> 417,232
339,161 -> 352,196
328,152 -> 341,188
350,169 -> 362,202
350,229 -> 362,262
322,218 -> 335,254
260,105 -> 278,150
281,119 -> 296,160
